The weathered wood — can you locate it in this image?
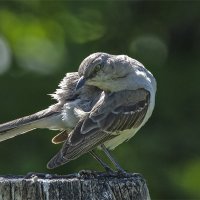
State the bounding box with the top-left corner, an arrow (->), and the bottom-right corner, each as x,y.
0,172 -> 150,200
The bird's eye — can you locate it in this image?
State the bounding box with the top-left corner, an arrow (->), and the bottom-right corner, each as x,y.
94,64 -> 101,73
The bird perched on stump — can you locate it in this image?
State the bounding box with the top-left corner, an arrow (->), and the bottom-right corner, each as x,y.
0,52 -> 157,173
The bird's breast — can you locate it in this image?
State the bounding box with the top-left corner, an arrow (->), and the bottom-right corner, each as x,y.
61,100 -> 82,128
103,128 -> 138,150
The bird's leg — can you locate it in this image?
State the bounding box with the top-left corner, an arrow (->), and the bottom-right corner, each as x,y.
101,144 -> 127,174
89,150 -> 114,174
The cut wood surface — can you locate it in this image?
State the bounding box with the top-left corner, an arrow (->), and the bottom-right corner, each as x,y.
0,171 -> 150,200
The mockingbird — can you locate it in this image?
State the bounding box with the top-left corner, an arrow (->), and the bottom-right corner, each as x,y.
0,52 -> 156,173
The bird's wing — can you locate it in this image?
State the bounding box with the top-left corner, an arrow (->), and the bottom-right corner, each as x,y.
47,89 -> 150,169
51,130 -> 69,144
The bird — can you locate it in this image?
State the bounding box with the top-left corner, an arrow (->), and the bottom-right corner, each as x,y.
0,52 -> 157,173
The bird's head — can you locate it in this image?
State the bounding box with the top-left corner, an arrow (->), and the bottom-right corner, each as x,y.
76,52 -> 156,93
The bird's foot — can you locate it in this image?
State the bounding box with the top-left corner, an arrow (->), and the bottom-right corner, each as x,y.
78,170 -> 100,178
116,169 -> 132,178
104,166 -> 116,175
78,169 -> 117,178
24,172 -> 54,179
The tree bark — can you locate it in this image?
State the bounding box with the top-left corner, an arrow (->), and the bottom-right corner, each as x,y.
0,171 -> 150,200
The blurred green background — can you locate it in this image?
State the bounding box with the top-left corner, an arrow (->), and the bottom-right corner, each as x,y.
0,1 -> 199,199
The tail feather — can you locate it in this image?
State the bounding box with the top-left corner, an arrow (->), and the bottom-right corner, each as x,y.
0,108 -> 61,142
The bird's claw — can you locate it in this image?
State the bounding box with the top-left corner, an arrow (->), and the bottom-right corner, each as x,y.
24,172 -> 54,179
116,169 -> 132,177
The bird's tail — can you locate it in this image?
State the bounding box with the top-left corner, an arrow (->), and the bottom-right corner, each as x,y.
0,108 -> 61,142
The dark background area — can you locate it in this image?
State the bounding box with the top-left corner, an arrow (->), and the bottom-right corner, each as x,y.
0,1 -> 199,199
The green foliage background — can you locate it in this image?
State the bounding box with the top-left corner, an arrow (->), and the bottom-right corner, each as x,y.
0,1 -> 199,199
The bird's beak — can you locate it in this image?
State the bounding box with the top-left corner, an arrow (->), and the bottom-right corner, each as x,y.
75,76 -> 86,91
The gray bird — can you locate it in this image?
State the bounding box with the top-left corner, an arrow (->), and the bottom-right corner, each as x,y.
0,52 -> 157,173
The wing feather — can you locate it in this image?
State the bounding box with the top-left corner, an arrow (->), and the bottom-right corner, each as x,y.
52,130 -> 69,144
47,89 -> 150,169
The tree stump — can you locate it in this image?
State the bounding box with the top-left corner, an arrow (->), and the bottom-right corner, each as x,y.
0,171 -> 150,200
